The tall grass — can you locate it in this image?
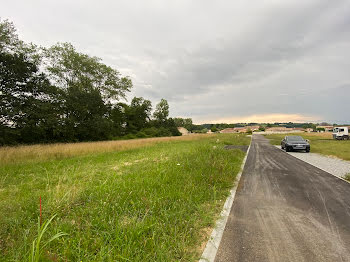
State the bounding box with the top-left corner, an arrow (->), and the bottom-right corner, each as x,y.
0,135 -> 206,165
29,215 -> 67,262
0,133 -> 250,261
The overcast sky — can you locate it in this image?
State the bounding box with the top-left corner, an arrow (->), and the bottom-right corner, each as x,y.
2,0 -> 350,123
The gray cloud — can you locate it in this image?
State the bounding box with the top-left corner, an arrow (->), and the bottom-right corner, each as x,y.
2,0 -> 350,123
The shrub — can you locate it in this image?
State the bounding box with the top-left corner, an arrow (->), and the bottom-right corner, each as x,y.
344,173 -> 350,182
142,127 -> 159,137
135,132 -> 147,138
123,134 -> 137,140
168,126 -> 182,136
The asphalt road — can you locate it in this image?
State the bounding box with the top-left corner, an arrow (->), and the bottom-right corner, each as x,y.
215,134 -> 350,262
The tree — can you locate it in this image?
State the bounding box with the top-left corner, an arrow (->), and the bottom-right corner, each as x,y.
173,117 -> 193,131
43,42 -> 133,141
0,18 -> 23,52
1,18 -> 186,144
174,118 -> 185,127
63,86 -> 112,141
0,19 -> 62,144
211,126 -> 218,132
153,99 -> 169,123
44,42 -> 132,101
110,102 -> 127,137
124,97 -> 152,133
162,118 -> 182,136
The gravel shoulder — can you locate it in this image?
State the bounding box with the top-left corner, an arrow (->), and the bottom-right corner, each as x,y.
274,145 -> 350,179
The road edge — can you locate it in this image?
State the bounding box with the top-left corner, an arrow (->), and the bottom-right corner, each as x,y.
273,145 -> 350,184
199,142 -> 251,262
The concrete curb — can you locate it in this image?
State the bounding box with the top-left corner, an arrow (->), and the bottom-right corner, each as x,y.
199,143 -> 251,262
273,145 -> 350,184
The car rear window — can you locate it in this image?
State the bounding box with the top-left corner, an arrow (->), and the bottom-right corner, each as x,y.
287,136 -> 304,141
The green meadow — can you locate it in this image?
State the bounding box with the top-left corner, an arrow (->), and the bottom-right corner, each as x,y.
0,134 -> 249,261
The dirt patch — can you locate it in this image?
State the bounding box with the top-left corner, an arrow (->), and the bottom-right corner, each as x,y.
111,156 -> 169,171
112,158 -> 149,170
194,226 -> 213,258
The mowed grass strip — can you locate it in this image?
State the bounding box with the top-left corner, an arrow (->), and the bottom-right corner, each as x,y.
0,134 -> 250,261
264,132 -> 350,161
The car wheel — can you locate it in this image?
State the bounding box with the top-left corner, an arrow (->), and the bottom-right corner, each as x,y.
306,148 -> 310,153
285,146 -> 289,152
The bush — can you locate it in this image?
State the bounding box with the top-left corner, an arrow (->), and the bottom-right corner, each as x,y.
123,134 -> 138,140
142,127 -> 159,137
193,128 -> 208,134
168,126 -> 182,136
155,127 -> 172,137
135,132 -> 147,138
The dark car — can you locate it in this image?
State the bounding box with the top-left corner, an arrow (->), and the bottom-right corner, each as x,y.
281,136 -> 310,152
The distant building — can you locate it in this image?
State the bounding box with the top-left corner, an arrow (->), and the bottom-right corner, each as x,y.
293,128 -> 306,132
246,126 -> 260,131
234,127 -> 247,133
306,128 -> 313,133
220,126 -> 260,133
265,127 -> 294,132
316,126 -> 333,132
177,127 -> 190,135
220,128 -> 236,133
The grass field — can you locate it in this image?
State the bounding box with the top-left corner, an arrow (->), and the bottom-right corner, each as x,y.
0,133 -> 250,261
0,135 -> 207,165
264,132 -> 350,161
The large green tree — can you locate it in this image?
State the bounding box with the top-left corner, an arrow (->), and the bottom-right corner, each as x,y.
0,19 -> 62,144
110,103 -> 128,137
174,117 -> 193,131
153,98 -> 169,123
44,42 -> 132,101
63,86 -> 112,141
43,42 -> 133,141
124,97 -> 152,133
0,18 -> 184,144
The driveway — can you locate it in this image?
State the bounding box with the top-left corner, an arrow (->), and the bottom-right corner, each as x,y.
215,134 -> 350,262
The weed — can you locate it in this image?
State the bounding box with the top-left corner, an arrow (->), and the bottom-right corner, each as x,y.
29,214 -> 67,262
344,173 -> 350,182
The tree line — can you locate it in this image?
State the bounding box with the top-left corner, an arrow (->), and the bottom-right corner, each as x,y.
0,19 -> 182,145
